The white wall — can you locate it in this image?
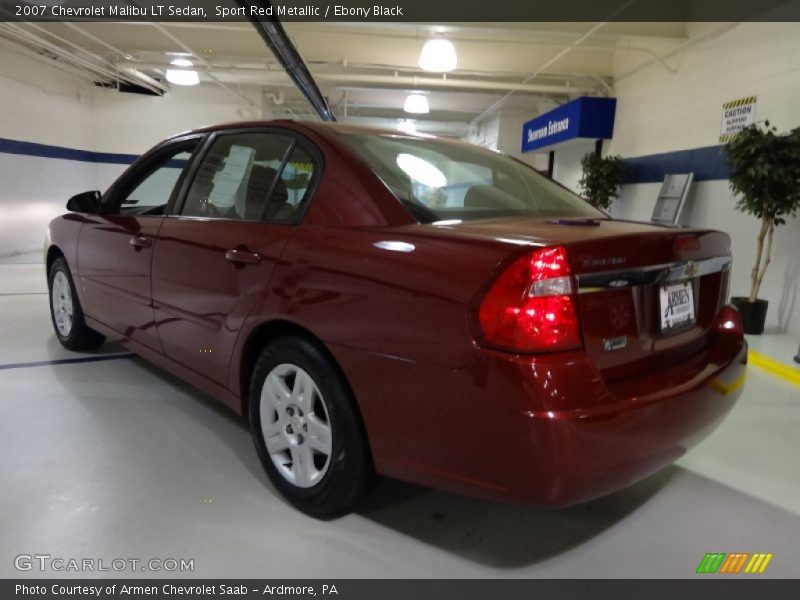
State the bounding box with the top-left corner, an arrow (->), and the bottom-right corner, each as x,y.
610,21 -> 800,157
463,113 -> 500,150
92,83 -> 262,191
0,48 -> 96,263
608,20 -> 800,334
494,109 -> 552,172
551,139 -> 596,194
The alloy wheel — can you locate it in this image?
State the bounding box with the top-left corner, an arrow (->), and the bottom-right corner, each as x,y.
51,271 -> 74,337
259,364 -> 333,488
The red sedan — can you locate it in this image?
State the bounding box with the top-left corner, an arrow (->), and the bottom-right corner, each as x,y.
45,121 -> 747,516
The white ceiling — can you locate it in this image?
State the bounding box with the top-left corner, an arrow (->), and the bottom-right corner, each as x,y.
0,19 -> 689,137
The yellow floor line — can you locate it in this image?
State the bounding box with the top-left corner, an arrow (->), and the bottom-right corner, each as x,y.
710,370 -> 747,395
748,349 -> 800,387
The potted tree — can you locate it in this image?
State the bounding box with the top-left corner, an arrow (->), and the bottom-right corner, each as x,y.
724,121 -> 800,334
578,152 -> 626,210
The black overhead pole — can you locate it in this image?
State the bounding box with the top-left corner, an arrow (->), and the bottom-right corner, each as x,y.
236,0 -> 336,122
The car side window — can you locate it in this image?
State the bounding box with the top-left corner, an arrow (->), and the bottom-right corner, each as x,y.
180,132 -> 319,224
108,140 -> 199,216
181,133 -> 294,221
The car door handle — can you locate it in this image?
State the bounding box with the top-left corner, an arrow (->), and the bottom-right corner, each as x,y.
225,249 -> 261,265
129,234 -> 152,250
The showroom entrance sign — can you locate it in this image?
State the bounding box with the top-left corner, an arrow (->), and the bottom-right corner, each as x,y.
521,97 -> 617,153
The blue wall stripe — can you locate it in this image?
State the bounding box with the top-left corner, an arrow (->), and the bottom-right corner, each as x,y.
0,137 -> 138,165
622,144 -> 731,184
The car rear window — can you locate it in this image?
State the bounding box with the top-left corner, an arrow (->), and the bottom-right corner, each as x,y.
338,133 -> 604,223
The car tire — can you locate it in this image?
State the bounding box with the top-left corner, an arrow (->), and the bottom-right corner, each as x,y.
249,335 -> 373,517
48,257 -> 105,351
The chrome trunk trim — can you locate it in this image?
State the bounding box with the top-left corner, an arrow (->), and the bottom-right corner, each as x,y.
576,255 -> 732,294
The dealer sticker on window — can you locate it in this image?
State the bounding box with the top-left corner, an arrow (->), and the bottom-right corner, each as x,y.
660,281 -> 696,331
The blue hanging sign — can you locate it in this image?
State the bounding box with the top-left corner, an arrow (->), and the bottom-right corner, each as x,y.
521,97 -> 617,153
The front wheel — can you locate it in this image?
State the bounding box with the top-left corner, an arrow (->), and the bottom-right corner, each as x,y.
48,257 -> 105,351
249,335 -> 373,517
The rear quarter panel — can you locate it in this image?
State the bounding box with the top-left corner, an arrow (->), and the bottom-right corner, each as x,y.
235,224 -> 515,373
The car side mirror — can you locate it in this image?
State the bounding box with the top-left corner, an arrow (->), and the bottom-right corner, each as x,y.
66,190 -> 101,214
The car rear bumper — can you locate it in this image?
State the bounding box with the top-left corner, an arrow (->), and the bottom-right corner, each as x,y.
333,315 -> 747,508
510,337 -> 747,506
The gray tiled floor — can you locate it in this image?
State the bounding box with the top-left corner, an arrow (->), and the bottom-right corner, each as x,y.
1,264 -> 798,578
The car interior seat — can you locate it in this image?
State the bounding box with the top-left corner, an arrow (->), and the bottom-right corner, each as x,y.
463,184 -> 526,210
243,165 -> 280,221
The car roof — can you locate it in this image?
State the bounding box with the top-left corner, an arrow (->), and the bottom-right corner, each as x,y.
168,119 -> 412,139
164,119 -> 481,154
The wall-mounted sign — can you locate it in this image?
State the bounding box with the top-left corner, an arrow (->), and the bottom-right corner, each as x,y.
719,96 -> 757,143
521,97 -> 617,153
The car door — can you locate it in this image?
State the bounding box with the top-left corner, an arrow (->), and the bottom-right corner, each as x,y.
77,136 -> 202,351
151,129 -> 320,385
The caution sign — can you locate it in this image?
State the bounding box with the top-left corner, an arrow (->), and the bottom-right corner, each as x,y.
720,96 -> 757,142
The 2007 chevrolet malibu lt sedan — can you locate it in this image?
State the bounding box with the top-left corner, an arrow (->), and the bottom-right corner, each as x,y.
45,121 -> 747,516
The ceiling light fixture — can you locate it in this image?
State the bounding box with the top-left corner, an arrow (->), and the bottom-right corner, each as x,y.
403,93 -> 429,114
166,58 -> 199,86
418,38 -> 457,73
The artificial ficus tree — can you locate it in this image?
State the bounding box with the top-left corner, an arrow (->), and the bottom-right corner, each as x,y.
578,152 -> 627,211
723,121 -> 800,302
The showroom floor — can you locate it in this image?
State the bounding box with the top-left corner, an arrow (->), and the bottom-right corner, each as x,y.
1,263 -> 798,578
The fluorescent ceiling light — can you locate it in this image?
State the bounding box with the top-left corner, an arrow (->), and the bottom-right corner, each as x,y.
166,70 -> 200,86
166,58 -> 199,86
418,39 -> 457,73
404,93 -> 429,114
397,120 -> 417,134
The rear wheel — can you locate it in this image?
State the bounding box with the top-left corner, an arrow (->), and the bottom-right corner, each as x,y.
48,257 -> 105,351
249,335 -> 372,517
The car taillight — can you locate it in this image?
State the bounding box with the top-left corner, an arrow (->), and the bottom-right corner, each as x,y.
716,304 -> 744,338
476,246 -> 582,353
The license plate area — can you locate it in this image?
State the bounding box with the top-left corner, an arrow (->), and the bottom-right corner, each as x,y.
659,280 -> 696,332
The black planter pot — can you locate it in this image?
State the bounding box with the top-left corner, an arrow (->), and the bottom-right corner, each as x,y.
730,297 -> 769,335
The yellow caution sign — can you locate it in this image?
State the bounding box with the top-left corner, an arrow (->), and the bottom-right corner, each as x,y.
720,96 -> 757,143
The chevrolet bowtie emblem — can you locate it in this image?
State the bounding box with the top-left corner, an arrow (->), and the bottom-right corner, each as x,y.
684,261 -> 699,278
